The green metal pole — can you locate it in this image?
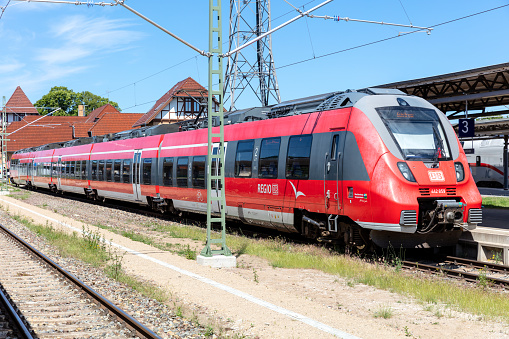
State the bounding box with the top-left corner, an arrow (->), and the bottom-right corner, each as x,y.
1,96 -> 8,190
201,0 -> 231,257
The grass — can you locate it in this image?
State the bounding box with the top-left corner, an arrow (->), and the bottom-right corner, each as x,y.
482,196 -> 509,208
223,236 -> 509,322
11,215 -> 169,303
373,305 -> 393,319
6,190 -> 509,324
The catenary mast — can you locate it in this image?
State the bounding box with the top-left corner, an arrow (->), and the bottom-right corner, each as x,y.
224,0 -> 281,110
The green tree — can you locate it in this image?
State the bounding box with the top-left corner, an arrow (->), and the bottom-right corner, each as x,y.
35,86 -> 120,116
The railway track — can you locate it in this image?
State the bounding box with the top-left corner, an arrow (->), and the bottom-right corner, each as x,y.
402,256 -> 509,287
12,185 -> 509,291
0,224 -> 161,339
0,282 -> 33,339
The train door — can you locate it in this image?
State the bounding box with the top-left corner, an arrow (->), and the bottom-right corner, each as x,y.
132,150 -> 142,201
324,133 -> 345,230
57,157 -> 62,188
210,142 -> 227,214
29,159 -> 34,184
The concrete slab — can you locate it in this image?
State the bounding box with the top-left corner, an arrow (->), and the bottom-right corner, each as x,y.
458,226 -> 509,265
197,254 -> 237,268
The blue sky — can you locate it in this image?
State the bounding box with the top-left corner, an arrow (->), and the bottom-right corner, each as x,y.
0,1 -> 508,114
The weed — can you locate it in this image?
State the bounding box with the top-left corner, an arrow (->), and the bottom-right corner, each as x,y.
176,306 -> 183,317
373,305 -> 393,319
477,267 -> 493,289
105,247 -> 125,280
491,251 -> 503,264
403,326 -> 412,337
253,268 -> 259,283
82,226 -> 105,251
204,326 -> 214,337
177,244 -> 197,260
122,230 -> 153,245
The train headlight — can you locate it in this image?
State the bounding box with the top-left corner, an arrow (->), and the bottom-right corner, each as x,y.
455,162 -> 465,182
397,162 -> 416,182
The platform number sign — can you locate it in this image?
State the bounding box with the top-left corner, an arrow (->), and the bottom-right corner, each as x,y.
458,118 -> 475,138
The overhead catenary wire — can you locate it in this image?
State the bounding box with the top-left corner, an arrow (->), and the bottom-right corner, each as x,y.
398,0 -> 413,26
99,0 -> 326,100
11,0 -> 116,6
115,2 -> 509,113
0,0 -> 12,20
277,2 -> 509,70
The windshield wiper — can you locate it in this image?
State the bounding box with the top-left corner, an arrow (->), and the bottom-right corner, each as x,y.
432,125 -> 445,168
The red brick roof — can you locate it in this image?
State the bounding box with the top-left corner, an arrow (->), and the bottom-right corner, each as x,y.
74,123 -> 95,138
4,86 -> 39,115
84,103 -> 120,123
88,113 -> 143,136
133,77 -> 209,127
6,105 -> 143,152
6,115 -> 87,152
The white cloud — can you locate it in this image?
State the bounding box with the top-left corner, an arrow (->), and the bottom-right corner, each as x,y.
38,15 -> 144,65
0,14 -> 144,96
0,58 -> 24,74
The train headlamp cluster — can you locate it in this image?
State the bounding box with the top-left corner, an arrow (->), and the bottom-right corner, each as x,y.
397,162 -> 416,182
454,162 -> 465,182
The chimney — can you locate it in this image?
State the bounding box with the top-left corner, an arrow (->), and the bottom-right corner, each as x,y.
78,105 -> 85,117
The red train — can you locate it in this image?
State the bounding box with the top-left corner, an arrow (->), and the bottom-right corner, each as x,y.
10,88 -> 482,249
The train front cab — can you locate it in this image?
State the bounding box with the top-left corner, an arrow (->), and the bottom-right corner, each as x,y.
350,94 -> 482,248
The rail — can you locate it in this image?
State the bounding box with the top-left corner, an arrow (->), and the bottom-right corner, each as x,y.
402,257 -> 509,287
0,282 -> 34,339
0,224 -> 161,339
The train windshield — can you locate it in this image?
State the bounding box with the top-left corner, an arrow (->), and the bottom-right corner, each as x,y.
376,106 -> 451,161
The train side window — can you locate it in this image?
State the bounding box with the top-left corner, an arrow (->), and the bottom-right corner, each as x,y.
106,160 -> 113,182
259,137 -> 281,179
81,161 -> 87,180
122,159 -> 131,183
192,156 -> 206,188
176,157 -> 189,187
143,158 -> 152,185
91,160 -> 98,180
71,161 -> 76,177
98,161 -> 105,181
114,160 -> 121,182
235,140 -> 254,178
163,158 -> 173,186
331,135 -> 339,161
75,161 -> 81,179
286,135 -> 312,180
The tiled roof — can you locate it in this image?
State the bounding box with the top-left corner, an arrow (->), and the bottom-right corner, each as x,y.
74,123 -> 95,138
133,77 -> 209,127
6,116 -> 87,152
88,113 -> 142,136
4,86 -> 39,115
5,105 -> 142,152
84,103 -> 120,123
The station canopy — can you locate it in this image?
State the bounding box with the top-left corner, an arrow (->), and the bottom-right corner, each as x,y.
378,62 -> 509,120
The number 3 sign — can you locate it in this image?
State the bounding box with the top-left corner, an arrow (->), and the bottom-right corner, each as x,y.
458,118 -> 475,138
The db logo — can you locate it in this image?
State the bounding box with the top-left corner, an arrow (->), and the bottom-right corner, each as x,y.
428,170 -> 445,182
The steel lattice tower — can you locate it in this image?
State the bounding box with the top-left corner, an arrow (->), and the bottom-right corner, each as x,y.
224,0 -> 281,110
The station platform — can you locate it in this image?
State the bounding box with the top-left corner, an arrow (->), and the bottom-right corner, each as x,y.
478,187 -> 509,197
458,226 -> 509,265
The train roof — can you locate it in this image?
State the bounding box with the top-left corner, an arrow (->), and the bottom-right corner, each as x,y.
13,87 -> 406,155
